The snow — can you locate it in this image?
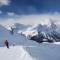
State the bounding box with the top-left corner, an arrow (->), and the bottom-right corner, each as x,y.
0,43 -> 60,60
0,46 -> 33,60
54,42 -> 60,45
24,43 -> 60,60
0,24 -> 38,46
0,24 -> 60,60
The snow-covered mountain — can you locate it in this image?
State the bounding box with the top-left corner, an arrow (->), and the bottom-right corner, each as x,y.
0,21 -> 60,45
6,23 -> 32,35
22,22 -> 60,42
0,22 -> 60,60
0,24 -> 38,46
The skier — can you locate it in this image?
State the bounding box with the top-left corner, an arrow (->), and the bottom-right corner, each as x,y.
4,40 -> 9,48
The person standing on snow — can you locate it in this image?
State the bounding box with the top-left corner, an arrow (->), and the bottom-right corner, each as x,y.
5,40 -> 9,48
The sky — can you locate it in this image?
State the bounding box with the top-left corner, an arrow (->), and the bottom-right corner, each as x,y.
0,0 -> 60,26
0,0 -> 60,15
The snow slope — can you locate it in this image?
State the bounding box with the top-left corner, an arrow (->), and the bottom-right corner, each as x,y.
0,24 -> 60,60
0,46 -> 33,60
24,43 -> 60,60
0,24 -> 38,46
0,43 -> 60,60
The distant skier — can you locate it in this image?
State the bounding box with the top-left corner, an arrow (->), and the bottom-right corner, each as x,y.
4,40 -> 9,48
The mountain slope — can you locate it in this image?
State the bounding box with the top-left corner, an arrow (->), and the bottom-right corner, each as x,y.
0,43 -> 60,60
24,43 -> 60,60
0,24 -> 60,60
0,24 -> 38,46
0,46 -> 33,60
22,23 -> 60,42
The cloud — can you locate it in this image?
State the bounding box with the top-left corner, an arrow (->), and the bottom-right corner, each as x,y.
7,12 -> 15,16
0,13 -> 60,28
7,12 -> 19,18
0,0 -> 10,6
17,14 -> 51,25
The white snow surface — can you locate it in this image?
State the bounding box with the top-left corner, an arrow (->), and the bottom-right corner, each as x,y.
0,46 -> 33,60
0,43 -> 60,60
